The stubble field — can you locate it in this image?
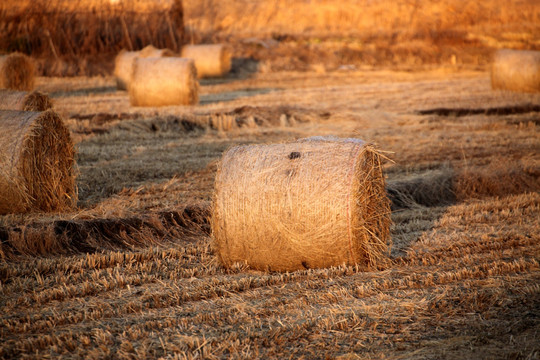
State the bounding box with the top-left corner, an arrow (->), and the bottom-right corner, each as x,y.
1,67 -> 538,359
1,0 -> 540,358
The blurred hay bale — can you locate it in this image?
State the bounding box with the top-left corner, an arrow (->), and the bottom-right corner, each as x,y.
0,53 -> 35,91
211,137 -> 392,272
0,110 -> 77,215
491,49 -> 540,93
129,57 -> 199,107
114,45 -> 175,90
180,44 -> 231,78
0,90 -> 53,111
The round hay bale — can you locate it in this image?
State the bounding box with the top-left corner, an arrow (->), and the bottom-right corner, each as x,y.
129,57 -> 199,107
114,45 -> 175,90
0,110 -> 77,215
0,90 -> 53,111
180,44 -> 231,78
211,137 -> 392,272
0,53 -> 35,91
491,49 -> 540,93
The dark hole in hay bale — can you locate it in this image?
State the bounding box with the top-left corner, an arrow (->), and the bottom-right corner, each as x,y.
114,45 -> 175,90
180,44 -> 232,78
129,57 -> 199,107
211,137 -> 392,272
0,90 -> 53,111
0,53 -> 35,91
289,151 -> 301,159
0,109 -> 77,214
491,49 -> 540,93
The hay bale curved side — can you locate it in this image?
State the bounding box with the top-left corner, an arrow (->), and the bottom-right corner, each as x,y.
180,44 -> 231,78
0,53 -> 35,91
114,46 -> 176,90
211,139 -> 391,272
0,110 -> 77,215
491,49 -> 540,93
0,90 -> 53,111
141,45 -> 175,58
129,57 -> 199,107
114,50 -> 140,90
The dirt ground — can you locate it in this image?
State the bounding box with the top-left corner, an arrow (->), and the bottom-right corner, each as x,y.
1,67 -> 539,359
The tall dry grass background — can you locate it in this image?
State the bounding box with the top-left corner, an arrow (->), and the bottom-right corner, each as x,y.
184,0 -> 539,38
0,0 -> 184,75
1,0 -> 539,74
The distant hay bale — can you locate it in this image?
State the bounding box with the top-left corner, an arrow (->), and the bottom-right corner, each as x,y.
211,137 -> 392,272
180,44 -> 231,78
0,90 -> 53,111
114,45 -> 175,90
0,53 -> 35,91
491,49 -> 540,93
129,57 -> 199,107
0,110 -> 77,215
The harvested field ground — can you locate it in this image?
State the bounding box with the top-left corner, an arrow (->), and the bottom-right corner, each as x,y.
1,67 -> 539,359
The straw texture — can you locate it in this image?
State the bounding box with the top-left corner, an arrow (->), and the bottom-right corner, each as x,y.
129,57 -> 199,107
211,137 -> 391,272
0,53 -> 35,91
114,45 -> 175,90
180,44 -> 231,78
0,90 -> 53,111
0,110 -> 77,214
491,49 -> 540,93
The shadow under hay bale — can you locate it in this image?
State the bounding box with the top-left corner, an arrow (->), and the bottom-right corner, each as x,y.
0,53 -> 35,91
491,49 -> 540,93
129,57 -> 199,107
180,44 -> 232,78
0,109 -> 76,215
386,162 -> 540,211
0,90 -> 53,111
114,45 -> 175,90
211,137 -> 392,272
386,170 -> 456,210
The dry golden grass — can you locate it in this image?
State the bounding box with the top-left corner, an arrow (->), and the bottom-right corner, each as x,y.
183,0 -> 539,72
2,0 -> 539,76
0,64 -> 539,358
0,0 -> 184,76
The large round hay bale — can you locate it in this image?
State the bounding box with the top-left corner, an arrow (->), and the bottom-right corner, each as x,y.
211,137 -> 392,272
491,49 -> 540,93
0,110 -> 77,214
0,53 -> 35,91
0,90 -> 53,111
129,57 -> 199,107
114,45 -> 175,90
180,44 -> 231,78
